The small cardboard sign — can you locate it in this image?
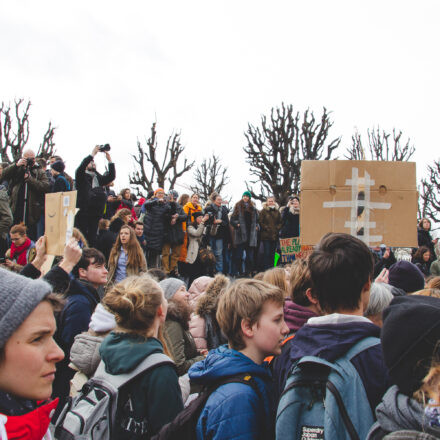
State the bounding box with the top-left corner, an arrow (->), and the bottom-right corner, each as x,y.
45,191 -> 77,256
280,237 -> 314,263
300,160 -> 418,247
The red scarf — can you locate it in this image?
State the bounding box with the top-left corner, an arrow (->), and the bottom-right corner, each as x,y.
10,238 -> 32,266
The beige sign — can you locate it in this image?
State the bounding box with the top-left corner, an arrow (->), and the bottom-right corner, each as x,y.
300,160 -> 418,247
45,191 -> 77,256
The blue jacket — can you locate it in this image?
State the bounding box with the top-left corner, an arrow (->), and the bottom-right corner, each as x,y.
273,319 -> 390,412
189,345 -> 275,440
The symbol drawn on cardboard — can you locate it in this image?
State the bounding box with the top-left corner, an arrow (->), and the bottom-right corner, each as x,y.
300,160 -> 418,248
322,168 -> 391,246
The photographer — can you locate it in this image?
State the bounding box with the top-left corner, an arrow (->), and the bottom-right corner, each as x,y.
280,194 -> 300,238
1,149 -> 50,240
75,145 -> 115,247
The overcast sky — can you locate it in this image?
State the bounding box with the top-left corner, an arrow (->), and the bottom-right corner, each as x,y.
1,0 -> 439,202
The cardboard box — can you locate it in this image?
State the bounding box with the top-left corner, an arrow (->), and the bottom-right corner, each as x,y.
300,161 -> 418,247
45,191 -> 77,256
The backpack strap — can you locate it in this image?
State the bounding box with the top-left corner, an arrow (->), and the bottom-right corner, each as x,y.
342,336 -> 380,361
94,353 -> 175,389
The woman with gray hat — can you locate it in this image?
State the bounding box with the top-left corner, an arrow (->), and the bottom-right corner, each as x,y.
160,278 -> 205,376
0,268 -> 64,439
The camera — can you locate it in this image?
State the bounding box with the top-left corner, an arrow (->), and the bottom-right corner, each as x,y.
26,157 -> 35,167
98,144 -> 111,152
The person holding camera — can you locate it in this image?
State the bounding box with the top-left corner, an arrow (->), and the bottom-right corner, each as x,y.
280,194 -> 300,238
75,145 -> 115,247
1,149 -> 50,240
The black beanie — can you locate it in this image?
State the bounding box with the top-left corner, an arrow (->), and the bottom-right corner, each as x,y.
381,295 -> 440,395
50,160 -> 65,173
388,260 -> 425,293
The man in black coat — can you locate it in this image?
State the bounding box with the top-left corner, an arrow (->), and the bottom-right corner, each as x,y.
74,146 -> 115,246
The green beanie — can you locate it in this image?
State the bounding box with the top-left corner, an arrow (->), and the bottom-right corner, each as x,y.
242,191 -> 252,199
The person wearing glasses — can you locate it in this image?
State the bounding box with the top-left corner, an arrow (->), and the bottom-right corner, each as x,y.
3,223 -> 36,272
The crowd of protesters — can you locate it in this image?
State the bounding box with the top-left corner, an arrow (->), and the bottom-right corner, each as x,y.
0,146 -> 440,439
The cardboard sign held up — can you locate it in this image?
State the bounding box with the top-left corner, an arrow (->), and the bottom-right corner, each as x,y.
45,191 -> 77,256
300,161 -> 418,247
279,237 -> 314,263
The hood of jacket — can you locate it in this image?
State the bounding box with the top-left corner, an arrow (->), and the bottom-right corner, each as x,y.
289,318 -> 380,363
372,385 -> 440,437
70,332 -> 105,377
195,274 -> 230,317
262,202 -> 280,210
99,332 -> 164,375
283,299 -> 318,333
166,299 -> 191,330
188,344 -> 271,386
89,303 -> 116,333
188,276 -> 213,304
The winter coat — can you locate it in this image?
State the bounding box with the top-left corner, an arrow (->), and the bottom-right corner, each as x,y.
179,202 -> 202,262
188,276 -> 213,310
100,332 -> 183,438
19,263 -> 71,295
163,201 -> 187,245
142,198 -> 171,251
53,279 -> 101,405
75,155 -> 116,212
107,246 -> 147,284
367,386 -> 440,439
418,227 -> 436,259
2,162 -> 50,226
374,250 -> 397,278
279,205 -> 300,238
95,229 -> 116,263
52,173 -> 71,193
116,198 -> 137,220
431,259 -> 440,276
0,393 -> 58,440
189,275 -> 229,351
258,203 -> 282,241
414,260 -> 431,277
186,223 -> 205,264
188,345 -> 275,440
0,188 -> 13,239
5,239 -> 36,272
230,200 -> 258,247
204,203 -> 230,240
164,300 -> 204,376
273,314 -> 391,409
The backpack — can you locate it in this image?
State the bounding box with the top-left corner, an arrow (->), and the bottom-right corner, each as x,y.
54,353 -> 174,440
276,336 -> 380,440
152,373 -> 264,440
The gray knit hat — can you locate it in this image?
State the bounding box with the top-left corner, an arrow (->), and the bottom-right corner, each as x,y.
0,267 -> 53,349
159,278 -> 186,300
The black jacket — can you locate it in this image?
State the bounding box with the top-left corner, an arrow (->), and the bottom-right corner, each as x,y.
280,206 -> 300,238
163,202 -> 187,245
204,204 -> 230,241
75,155 -> 115,212
142,199 -> 171,251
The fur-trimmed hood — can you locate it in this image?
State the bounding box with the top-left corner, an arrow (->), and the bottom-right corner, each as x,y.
195,274 -> 230,317
166,299 -> 191,330
261,202 -> 280,211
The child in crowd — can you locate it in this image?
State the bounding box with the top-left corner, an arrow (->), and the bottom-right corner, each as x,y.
99,275 -> 183,438
189,279 -> 289,439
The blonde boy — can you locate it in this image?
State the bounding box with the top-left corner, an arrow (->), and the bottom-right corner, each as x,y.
188,279 -> 289,440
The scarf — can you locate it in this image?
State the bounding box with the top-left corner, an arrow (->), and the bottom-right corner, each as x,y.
85,170 -> 99,188
10,238 -> 32,266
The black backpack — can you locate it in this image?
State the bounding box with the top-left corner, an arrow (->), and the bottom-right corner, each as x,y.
152,373 -> 264,440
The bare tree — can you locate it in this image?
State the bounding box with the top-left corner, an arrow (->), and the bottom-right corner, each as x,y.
0,99 -> 56,163
129,122 -> 194,195
244,103 -> 340,206
190,154 -> 230,203
37,122 -> 56,159
418,159 -> 440,228
345,126 -> 415,161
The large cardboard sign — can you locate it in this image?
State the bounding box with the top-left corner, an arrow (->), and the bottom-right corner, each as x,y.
45,191 -> 77,255
300,161 -> 418,247
279,237 -> 314,263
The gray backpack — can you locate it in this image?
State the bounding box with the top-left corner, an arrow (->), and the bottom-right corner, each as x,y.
54,353 -> 174,440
